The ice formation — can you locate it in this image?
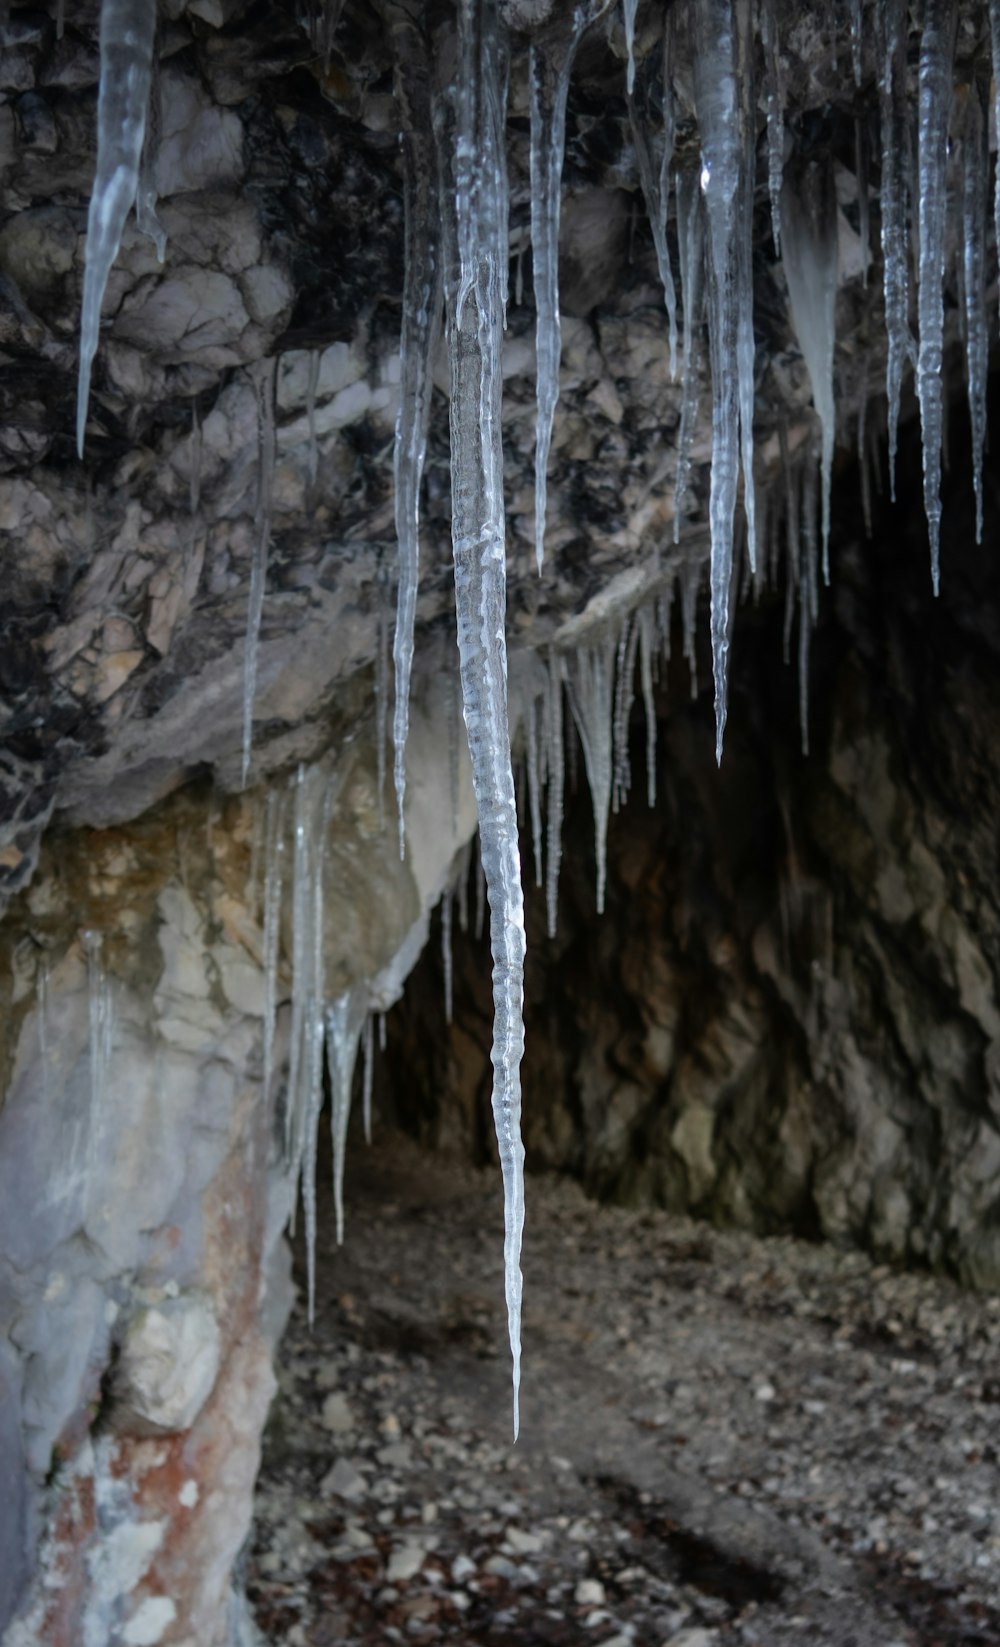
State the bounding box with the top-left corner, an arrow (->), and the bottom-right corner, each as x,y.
916,0 -> 956,596
391,13 -> 442,854
77,0 -> 158,455
529,6 -> 599,575
441,0 -> 526,1439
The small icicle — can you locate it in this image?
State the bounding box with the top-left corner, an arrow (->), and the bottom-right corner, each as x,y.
612,616 -> 639,813
390,5 -> 442,856
674,162 -> 705,541
692,0 -> 756,759
262,787 -> 287,1108
440,0 -> 525,1438
567,638 -> 615,915
637,604 -> 657,807
526,694 -> 544,887
545,648 -> 565,939
878,0 -> 910,501
243,358 -> 277,790
362,1013 -> 375,1145
622,0 -> 639,94
77,0 -> 158,455
781,161 -> 838,582
327,991 -> 365,1247
850,0 -> 863,85
627,10 -> 678,378
529,17 -> 579,576
915,0 -> 956,595
961,81 -> 988,546
760,0 -> 785,255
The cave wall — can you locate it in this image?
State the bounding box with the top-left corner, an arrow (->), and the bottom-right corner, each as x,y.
384,402 -> 1000,1290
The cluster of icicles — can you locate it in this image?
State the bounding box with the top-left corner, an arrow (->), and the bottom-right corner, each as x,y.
74,0 -> 1000,1434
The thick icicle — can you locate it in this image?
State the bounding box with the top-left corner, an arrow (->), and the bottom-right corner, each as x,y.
440,0 -> 526,1439
878,0 -> 910,500
692,0 -> 755,760
327,991 -> 365,1247
622,0 -> 639,93
568,638 -> 615,915
915,0 -> 955,595
637,603 -> 657,807
242,358 -> 277,790
760,0 -> 785,255
390,7 -> 442,856
529,9 -> 595,575
627,11 -> 678,377
961,82 -> 988,545
77,0 -> 158,455
781,162 -> 838,580
261,787 -> 287,1110
674,162 -> 705,541
362,1013 -> 375,1145
545,648 -> 565,939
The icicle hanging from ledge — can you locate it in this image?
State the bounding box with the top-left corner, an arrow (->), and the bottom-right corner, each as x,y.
438,0 -> 526,1442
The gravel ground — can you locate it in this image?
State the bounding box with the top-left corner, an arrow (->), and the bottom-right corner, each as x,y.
247,1131 -> 1000,1646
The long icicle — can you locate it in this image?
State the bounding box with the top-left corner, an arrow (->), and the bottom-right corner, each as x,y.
77,0 -> 158,455
529,1 -> 607,576
439,0 -> 526,1440
390,5 -> 443,856
962,79 -> 989,545
878,0 -> 910,501
691,0 -> 755,761
915,0 -> 956,595
990,0 -> 1000,327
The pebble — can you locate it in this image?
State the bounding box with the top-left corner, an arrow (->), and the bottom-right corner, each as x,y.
575,1578 -> 607,1606
320,1457 -> 366,1500
386,1542 -> 426,1584
320,1391 -> 354,1433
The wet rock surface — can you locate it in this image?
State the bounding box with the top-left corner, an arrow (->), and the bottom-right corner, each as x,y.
248,1132 -> 1000,1647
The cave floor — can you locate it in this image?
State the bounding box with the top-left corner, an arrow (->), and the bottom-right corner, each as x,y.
247,1131 -> 1000,1647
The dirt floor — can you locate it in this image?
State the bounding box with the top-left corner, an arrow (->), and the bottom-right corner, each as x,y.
247,1131 -> 1000,1646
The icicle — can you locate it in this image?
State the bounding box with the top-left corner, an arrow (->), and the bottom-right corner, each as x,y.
526,694 -> 544,887
674,162 -> 705,541
637,604 -> 657,807
362,1013 -> 374,1145
612,616 -> 639,814
915,0 -> 955,595
77,0 -> 158,455
390,8 -> 442,857
760,0 -> 785,255
878,0 -> 910,500
284,767 -> 309,1164
262,788 -> 286,1108
375,554 -> 390,831
622,0 -> 639,93
961,82 -> 988,546
850,0 -> 863,84
440,0 -> 525,1439
242,358 -> 277,790
692,0 -> 755,758
627,11 -> 678,378
530,6 -> 598,575
545,648 -> 565,939
781,162 -> 838,582
327,991 -> 365,1248
568,638 -> 615,915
